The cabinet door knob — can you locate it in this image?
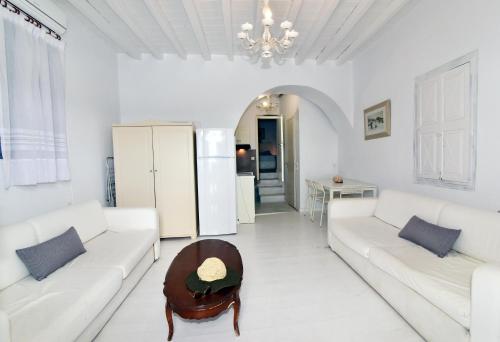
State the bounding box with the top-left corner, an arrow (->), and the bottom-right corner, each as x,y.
149,170 -> 153,173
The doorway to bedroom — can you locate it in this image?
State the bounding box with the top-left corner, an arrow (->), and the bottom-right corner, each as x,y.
235,94 -> 300,216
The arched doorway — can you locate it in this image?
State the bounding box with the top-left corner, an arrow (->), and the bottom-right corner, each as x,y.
234,86 -> 351,217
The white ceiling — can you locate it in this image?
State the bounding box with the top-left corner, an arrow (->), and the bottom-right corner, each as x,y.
66,0 -> 410,64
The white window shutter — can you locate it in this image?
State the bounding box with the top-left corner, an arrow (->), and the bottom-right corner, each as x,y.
414,52 -> 476,190
441,63 -> 471,183
416,77 -> 441,180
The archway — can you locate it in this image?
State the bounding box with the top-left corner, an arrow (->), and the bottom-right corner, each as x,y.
234,85 -> 351,216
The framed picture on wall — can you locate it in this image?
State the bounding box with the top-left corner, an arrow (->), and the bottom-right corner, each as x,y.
364,99 -> 391,140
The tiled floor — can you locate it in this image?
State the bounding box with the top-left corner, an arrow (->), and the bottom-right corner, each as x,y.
96,212 -> 422,342
255,201 -> 296,215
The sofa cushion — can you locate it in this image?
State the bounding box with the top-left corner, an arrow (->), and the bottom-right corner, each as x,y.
0,222 -> 38,290
0,266 -> 122,342
369,245 -> 482,328
332,217 -> 414,258
439,203 -> 500,263
69,229 -> 157,278
374,190 -> 448,229
28,200 -> 108,243
16,227 -> 87,281
399,216 -> 461,258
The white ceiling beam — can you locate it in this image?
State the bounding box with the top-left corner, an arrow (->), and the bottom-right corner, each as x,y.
144,0 -> 187,59
104,0 -> 163,60
181,0 -> 211,60
221,0 -> 233,60
335,0 -> 410,65
66,0 -> 140,59
316,0 -> 376,64
294,0 -> 340,65
252,0 -> 263,39
286,0 -> 303,24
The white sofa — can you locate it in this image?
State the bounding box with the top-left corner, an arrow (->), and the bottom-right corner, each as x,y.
0,200 -> 160,342
328,190 -> 500,342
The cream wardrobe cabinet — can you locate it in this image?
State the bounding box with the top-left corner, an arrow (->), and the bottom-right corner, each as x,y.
112,123 -> 197,238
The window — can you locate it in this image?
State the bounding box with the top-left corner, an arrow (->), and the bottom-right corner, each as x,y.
414,52 -> 477,190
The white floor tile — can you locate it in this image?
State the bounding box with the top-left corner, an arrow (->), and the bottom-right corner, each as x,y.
95,212 -> 422,342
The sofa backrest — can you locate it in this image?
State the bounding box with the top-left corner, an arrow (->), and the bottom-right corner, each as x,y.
27,200 -> 108,243
0,201 -> 108,290
0,222 -> 38,290
439,204 -> 500,263
374,190 -> 448,229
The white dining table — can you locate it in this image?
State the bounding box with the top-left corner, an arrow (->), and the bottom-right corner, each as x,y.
316,178 -> 378,200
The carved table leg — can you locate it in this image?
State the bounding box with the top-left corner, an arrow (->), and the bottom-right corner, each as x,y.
233,294 -> 241,336
166,301 -> 174,341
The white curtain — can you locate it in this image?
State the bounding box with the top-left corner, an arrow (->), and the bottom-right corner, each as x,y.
0,8 -> 70,187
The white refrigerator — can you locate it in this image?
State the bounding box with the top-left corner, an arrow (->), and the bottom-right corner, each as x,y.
196,128 -> 237,235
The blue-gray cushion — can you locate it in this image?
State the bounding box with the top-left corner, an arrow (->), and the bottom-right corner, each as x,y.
399,216 -> 461,258
16,227 -> 86,280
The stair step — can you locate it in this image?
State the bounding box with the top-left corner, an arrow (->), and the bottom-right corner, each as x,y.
260,172 -> 279,180
258,186 -> 284,196
258,179 -> 282,186
260,194 -> 286,203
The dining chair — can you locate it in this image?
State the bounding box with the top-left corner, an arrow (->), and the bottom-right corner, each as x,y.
305,179 -> 316,221
312,181 -> 329,227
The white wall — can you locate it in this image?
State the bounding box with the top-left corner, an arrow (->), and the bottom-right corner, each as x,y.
0,8 -> 120,225
298,99 -> 338,211
341,0 -> 500,210
117,55 -> 354,129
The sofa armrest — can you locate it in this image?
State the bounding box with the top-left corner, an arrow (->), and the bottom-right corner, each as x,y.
103,207 -> 160,260
328,198 -> 378,220
470,263 -> 500,342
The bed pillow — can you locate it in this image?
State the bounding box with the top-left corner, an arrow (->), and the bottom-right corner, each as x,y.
399,216 -> 461,258
16,227 -> 86,280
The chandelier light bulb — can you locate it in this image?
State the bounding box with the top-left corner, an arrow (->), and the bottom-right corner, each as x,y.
262,1 -> 273,19
288,30 -> 299,38
262,17 -> 274,26
241,22 -> 253,31
237,32 -> 246,39
280,21 -> 292,30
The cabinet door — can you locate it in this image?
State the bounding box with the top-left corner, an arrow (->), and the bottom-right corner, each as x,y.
152,126 -> 197,238
113,126 -> 155,208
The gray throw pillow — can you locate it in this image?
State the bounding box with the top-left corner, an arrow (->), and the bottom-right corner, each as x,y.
399,216 -> 461,258
16,227 -> 86,280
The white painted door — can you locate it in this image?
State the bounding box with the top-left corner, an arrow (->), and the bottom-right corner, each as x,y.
113,126 -> 156,208
284,115 -> 299,209
152,125 -> 197,238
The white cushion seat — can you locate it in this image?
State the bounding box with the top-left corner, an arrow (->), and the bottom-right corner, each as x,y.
332,216 -> 414,257
370,244 -> 482,328
0,266 -> 122,342
69,229 -> 158,279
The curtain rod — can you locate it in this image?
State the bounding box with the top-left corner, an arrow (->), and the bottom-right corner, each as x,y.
1,0 -> 61,40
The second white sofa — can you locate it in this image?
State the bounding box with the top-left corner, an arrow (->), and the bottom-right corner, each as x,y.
0,200 -> 160,342
328,190 -> 500,342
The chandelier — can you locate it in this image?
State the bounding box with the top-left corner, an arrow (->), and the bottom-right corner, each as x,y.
237,0 -> 299,60
256,95 -> 278,112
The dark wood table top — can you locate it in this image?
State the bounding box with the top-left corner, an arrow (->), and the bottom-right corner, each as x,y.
163,239 -> 243,316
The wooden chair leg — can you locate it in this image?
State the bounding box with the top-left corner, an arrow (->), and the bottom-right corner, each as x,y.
233,295 -> 241,336
166,302 -> 174,341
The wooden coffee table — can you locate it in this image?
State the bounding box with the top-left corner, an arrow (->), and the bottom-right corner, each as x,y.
163,239 -> 243,341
